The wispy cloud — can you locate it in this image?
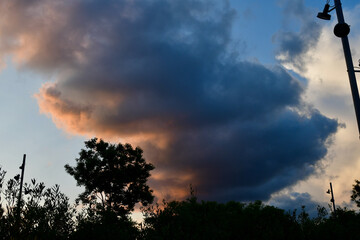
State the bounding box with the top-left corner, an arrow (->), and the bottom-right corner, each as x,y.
274,0 -> 322,72
268,192 -> 325,217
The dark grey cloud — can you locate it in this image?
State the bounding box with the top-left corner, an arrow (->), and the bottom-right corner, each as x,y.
274,0 -> 322,71
146,109 -> 337,201
0,0 -> 338,201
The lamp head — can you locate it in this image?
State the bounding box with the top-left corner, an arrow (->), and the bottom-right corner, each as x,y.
334,23 -> 350,37
317,3 -> 331,20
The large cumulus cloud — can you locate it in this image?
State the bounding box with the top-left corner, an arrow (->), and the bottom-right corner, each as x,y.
0,0 -> 338,201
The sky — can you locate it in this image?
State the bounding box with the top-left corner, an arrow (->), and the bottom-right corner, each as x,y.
1,0 -> 360,217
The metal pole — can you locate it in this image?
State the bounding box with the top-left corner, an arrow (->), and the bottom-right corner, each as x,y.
334,0 -> 360,137
16,154 -> 26,231
330,182 -> 336,214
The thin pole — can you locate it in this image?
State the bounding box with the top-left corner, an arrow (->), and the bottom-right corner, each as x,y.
16,154 -> 26,231
330,182 -> 336,214
334,0 -> 360,137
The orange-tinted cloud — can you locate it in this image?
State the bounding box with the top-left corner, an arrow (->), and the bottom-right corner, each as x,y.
0,0 -> 338,202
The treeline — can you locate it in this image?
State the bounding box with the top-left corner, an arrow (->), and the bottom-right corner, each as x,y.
144,197 -> 360,240
1,138 -> 360,240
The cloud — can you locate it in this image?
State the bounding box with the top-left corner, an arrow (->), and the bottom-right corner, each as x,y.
148,109 -> 337,201
0,0 -> 338,201
274,0 -> 322,72
269,192 -> 327,218
273,3 -> 360,206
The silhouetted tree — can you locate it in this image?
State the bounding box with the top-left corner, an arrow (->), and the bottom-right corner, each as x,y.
351,179 -> 360,208
70,210 -> 139,240
0,172 -> 74,240
65,138 -> 154,218
20,180 -> 75,239
0,166 -> 7,236
311,207 -> 360,240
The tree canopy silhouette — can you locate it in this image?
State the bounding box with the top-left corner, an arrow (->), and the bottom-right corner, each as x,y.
351,179 -> 360,208
142,196 -> 303,240
65,138 -> 154,217
0,167 -> 74,240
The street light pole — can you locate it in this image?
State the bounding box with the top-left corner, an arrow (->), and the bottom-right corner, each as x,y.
317,0 -> 360,137
333,0 -> 360,137
16,154 -> 26,233
329,182 -> 336,215
326,182 -> 336,214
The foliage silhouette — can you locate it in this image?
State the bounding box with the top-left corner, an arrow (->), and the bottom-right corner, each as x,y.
3,148 -> 360,239
143,194 -> 302,240
65,138 -> 154,218
351,179 -> 360,208
310,207 -> 360,240
69,210 -> 139,240
0,169 -> 74,240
